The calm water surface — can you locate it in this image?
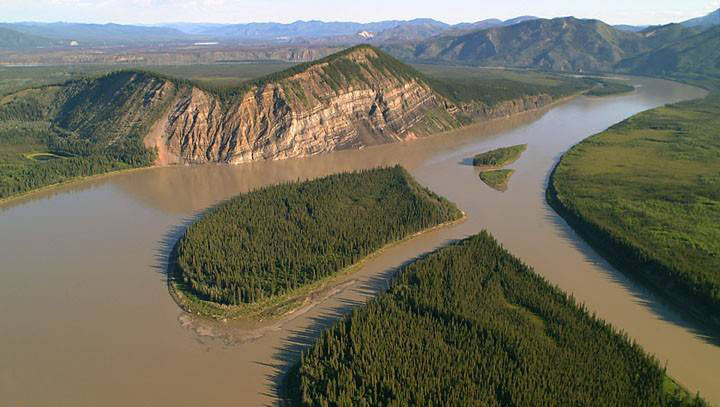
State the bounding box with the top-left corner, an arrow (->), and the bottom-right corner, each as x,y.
1,78 -> 717,406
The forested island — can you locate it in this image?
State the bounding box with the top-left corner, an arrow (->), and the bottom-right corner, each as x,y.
472,144 -> 526,191
478,169 -> 515,191
472,144 -> 527,168
549,92 -> 720,329
286,232 -> 706,406
171,166 -> 463,319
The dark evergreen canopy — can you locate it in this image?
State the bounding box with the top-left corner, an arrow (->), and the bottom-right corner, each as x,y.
175,166 -> 462,305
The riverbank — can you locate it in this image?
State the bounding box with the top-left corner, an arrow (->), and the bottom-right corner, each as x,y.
2,76 -> 716,407
0,165 -> 155,207
0,81 -> 587,206
167,214 -> 467,324
547,160 -> 720,333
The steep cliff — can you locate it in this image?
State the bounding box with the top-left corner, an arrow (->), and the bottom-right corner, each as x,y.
151,45 -> 459,164
51,45 -> 583,167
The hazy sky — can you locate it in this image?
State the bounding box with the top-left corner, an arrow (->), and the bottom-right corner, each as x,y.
2,0 -> 718,26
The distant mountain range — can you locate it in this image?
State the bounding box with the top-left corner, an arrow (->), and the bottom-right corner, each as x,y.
0,26 -> 58,49
0,22 -> 188,46
0,8 -> 718,80
681,8 -> 720,27
389,17 -> 647,72
385,13 -> 718,73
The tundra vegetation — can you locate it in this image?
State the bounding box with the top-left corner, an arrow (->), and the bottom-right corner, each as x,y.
549,92 -> 720,327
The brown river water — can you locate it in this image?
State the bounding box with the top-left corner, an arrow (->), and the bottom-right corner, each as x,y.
1,77 -> 717,406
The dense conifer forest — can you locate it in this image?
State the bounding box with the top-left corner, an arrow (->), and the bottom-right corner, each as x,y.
0,73 -> 163,200
174,166 -> 463,305
287,232 -> 707,407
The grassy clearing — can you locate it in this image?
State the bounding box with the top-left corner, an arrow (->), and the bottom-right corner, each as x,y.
479,169 -> 515,191
24,151 -> 72,161
472,144 -> 527,168
550,93 -> 720,327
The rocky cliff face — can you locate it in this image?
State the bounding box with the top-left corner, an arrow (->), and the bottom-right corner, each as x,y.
457,94 -> 555,121
150,46 -> 457,164
61,45 -> 568,167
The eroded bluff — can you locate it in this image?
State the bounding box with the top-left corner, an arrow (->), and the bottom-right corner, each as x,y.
148,46 -> 458,164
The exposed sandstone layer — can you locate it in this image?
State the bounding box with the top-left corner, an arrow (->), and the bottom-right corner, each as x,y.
156,46 -> 456,164
126,46 -> 565,166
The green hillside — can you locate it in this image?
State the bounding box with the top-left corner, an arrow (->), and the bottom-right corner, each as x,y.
0,71 -> 172,199
406,17 -> 647,72
618,26 -> 720,86
638,24 -> 704,50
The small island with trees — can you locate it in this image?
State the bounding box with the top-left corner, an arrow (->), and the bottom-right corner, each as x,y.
169,166 -> 463,320
479,169 -> 515,191
473,144 -> 527,191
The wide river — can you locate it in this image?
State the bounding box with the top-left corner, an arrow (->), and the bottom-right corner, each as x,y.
1,77 -> 717,406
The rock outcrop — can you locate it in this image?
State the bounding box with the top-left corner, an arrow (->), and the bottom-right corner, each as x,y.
153,45 -> 458,164
458,94 -> 555,121
57,45 -> 570,167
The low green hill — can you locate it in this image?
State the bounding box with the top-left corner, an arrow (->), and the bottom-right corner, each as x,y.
0,27 -> 56,50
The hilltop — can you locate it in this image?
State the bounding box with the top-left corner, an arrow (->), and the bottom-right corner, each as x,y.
681,8 -> 720,28
387,16 -> 715,74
